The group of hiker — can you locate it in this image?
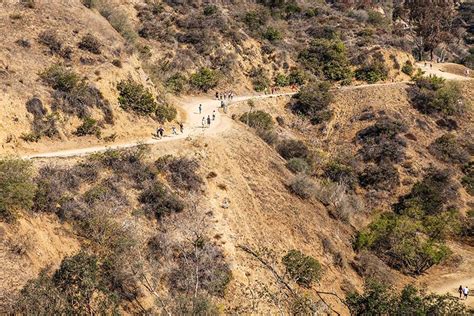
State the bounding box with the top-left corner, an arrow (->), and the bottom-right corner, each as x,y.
459,285 -> 470,300
201,110 -> 216,128
156,122 -> 184,139
215,91 -> 234,101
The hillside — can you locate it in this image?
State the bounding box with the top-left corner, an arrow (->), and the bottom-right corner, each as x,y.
0,0 -> 473,315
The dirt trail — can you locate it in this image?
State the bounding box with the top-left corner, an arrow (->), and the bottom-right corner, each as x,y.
415,62 -> 472,80
22,93 -> 295,159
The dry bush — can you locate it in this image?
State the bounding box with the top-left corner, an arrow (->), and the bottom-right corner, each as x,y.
359,161 -> 400,191
429,134 -> 470,164
156,156 -> 203,192
352,250 -> 395,285
289,175 -> 315,199
78,33 -> 102,54
38,30 -> 62,54
277,139 -> 310,160
139,182 -> 185,219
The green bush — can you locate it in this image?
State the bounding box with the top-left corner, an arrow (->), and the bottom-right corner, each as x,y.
402,60 -> 414,75
355,61 -> 388,83
165,73 -> 187,94
282,250 -> 322,287
411,77 -> 464,116
286,158 -> 310,174
461,162 -> 473,195
262,26 -> 282,42
15,252 -> 120,314
325,161 -> 357,189
190,68 -> 219,92
429,134 -> 470,164
299,38 -> 353,81
277,139 -> 310,160
274,73 -> 289,87
203,5 -> 218,16
288,69 -> 306,85
156,103 -> 177,123
117,79 -> 157,115
291,82 -> 333,124
74,117 -> 101,137
249,67 -> 270,92
240,110 -> 274,130
243,10 -> 268,31
40,64 -> 80,92
0,159 -> 36,222
78,33 -> 101,54
347,281 -> 467,315
355,213 -> 451,275
367,10 -> 386,26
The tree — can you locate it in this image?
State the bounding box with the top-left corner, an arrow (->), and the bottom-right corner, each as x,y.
405,2 -> 457,60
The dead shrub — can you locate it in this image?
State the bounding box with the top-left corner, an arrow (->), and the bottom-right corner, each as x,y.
359,161 -> 400,191
78,33 -> 102,54
156,156 -> 203,192
352,250 -> 395,284
429,134 -> 470,164
38,30 -> 62,54
139,182 -> 185,219
277,139 -> 310,160
289,175 -> 315,199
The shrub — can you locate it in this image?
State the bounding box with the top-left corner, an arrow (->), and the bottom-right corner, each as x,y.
355,213 -> 451,275
394,168 -> 459,217
190,68 -> 219,92
355,61 -> 388,83
249,67 -> 270,92
171,295 -> 220,316
15,252 -> 120,314
288,69 -> 306,85
291,82 -> 333,124
169,242 -> 231,297
165,73 -> 187,94
402,60 -> 414,76
289,175 -> 315,199
274,73 -> 289,87
139,182 -> 185,219
203,5 -> 218,16
359,162 -> 400,191
256,128 -> 279,145
157,156 -> 203,192
411,77 -> 464,116
461,162 -> 473,195
262,26 -> 282,42
155,103 -> 177,123
0,159 -> 36,222
282,250 -> 322,287
429,134 -> 470,164
325,161 -> 357,189
346,281 -> 467,315
277,139 -> 310,160
367,10 -> 386,26
286,158 -> 310,174
38,30 -> 62,54
74,117 -> 101,137
299,38 -> 352,81
117,79 -> 157,115
356,118 -> 407,163
243,10 -> 268,31
111,59 -> 122,68
240,110 -> 274,130
40,64 -> 80,93
78,33 -> 101,54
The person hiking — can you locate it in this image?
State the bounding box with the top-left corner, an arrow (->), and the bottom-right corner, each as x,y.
463,286 -> 469,300
212,110 -> 216,121
172,126 -> 177,135
215,91 -> 219,99
459,285 -> 463,298
157,126 -> 164,139
202,117 -> 206,128
207,115 -> 211,126
179,122 -> 184,133
221,100 -> 224,108
198,104 -> 202,114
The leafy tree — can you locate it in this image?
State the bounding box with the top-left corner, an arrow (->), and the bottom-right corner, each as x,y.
0,159 -> 36,222
405,2 -> 457,60
299,38 -> 352,81
346,280 -> 395,315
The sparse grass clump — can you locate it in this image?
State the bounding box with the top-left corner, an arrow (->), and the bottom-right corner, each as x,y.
289,175 -> 315,199
291,82 -> 333,124
40,64 -> 80,93
0,159 -> 36,222
282,250 -> 322,287
38,30 -> 63,54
